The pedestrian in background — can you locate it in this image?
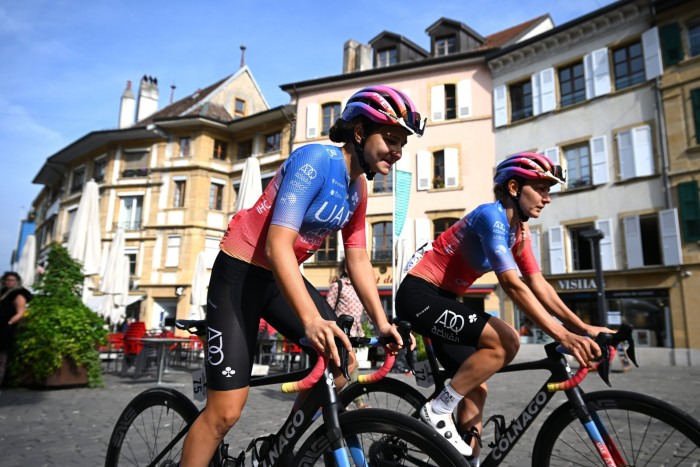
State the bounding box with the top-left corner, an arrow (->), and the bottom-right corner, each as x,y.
326,258 -> 369,408
0,271 -> 32,385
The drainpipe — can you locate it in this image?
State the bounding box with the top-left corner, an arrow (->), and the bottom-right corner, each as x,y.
654,77 -> 672,209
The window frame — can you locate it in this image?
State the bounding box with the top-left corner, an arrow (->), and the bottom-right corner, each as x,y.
173,179 -> 187,208
70,166 -> 86,194
118,195 -> 143,230
372,172 -> 393,194
209,181 -> 224,211
321,102 -> 341,136
558,61 -> 586,108
264,131 -> 281,153
179,137 -> 191,157
371,221 -> 393,262
563,142 -> 592,189
612,41 -> 645,90
237,139 -> 253,159
165,235 -> 181,268
234,98 -> 246,118
509,79 -> 533,122
213,139 -> 228,160
93,157 -> 107,182
376,47 -> 397,68
435,34 -> 456,56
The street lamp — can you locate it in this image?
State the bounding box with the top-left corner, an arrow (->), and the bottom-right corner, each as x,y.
580,229 -> 607,327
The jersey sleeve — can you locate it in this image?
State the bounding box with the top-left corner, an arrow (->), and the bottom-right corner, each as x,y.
472,207 -> 518,274
514,232 -> 541,276
270,146 -> 328,231
341,176 -> 368,249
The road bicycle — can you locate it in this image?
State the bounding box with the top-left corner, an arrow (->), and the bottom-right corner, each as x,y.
105,315 -> 469,467
339,323 -> 700,466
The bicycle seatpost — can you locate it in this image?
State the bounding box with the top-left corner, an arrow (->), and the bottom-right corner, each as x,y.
336,314 -> 354,381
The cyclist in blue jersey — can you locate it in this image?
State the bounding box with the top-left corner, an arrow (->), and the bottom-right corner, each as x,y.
180,86 -> 424,467
396,153 -> 613,462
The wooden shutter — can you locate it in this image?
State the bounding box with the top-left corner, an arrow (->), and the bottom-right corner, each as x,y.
544,147 -> 561,193
416,150 -> 431,191
530,229 -> 542,269
691,89 -> 700,145
415,218 -> 431,250
585,48 -> 611,98
678,181 -> 700,241
539,68 -> 556,113
531,72 -> 541,116
431,85 -> 445,122
306,103 -> 319,139
659,23 -> 683,66
660,208 -> 682,266
457,79 -> 472,118
548,226 -> 565,274
493,84 -> 507,127
595,218 -> 616,270
642,27 -> 663,81
444,148 -> 459,188
623,215 -> 643,269
590,135 -> 609,185
617,130 -> 635,180
337,231 -> 345,260
632,125 -> 654,177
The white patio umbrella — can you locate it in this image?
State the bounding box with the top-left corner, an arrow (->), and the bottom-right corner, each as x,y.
99,228 -> 128,325
235,156 -> 262,212
16,234 -> 37,289
67,179 -> 102,303
188,251 -> 208,320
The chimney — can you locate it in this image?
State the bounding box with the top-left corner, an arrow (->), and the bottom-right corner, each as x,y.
118,80 -> 135,129
135,75 -> 160,122
170,83 -> 176,104
343,40 -> 372,74
240,45 -> 246,68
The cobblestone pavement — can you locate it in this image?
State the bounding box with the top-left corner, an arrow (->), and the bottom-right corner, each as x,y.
0,359 -> 698,466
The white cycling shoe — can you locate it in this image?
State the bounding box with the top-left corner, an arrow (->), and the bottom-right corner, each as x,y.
419,401 -> 472,457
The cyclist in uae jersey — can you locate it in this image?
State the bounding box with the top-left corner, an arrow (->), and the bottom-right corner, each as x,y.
396,153 -> 613,462
180,85 -> 425,467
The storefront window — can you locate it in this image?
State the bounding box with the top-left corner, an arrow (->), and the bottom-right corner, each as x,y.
516,290 -> 670,348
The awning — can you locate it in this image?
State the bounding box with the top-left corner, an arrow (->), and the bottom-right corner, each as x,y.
85,293 -> 144,314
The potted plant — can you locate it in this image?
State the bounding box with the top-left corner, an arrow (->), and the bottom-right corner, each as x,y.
10,243 -> 107,388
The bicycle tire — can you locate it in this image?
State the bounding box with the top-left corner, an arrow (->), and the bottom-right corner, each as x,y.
340,377 -> 426,416
105,387 -> 223,467
292,408 -> 469,466
532,390 -> 700,467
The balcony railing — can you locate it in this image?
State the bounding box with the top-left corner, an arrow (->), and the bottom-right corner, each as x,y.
122,168 -> 150,178
116,220 -> 143,231
371,249 -> 392,262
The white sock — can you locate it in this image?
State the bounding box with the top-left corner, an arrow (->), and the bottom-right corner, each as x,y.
430,383 -> 464,415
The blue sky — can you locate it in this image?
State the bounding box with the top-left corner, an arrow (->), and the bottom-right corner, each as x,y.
0,0 -> 616,269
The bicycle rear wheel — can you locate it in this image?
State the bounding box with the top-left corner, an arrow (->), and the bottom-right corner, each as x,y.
340,378 -> 426,417
294,408 -> 469,466
105,387 -> 223,467
532,390 -> 700,466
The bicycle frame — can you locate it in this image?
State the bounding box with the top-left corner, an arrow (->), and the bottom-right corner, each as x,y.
417,334 -> 630,466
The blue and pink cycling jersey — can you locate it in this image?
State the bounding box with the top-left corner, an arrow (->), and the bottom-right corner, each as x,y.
409,201 -> 540,296
220,144 -> 367,268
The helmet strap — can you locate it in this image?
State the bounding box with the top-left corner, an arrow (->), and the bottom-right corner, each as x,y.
354,137 -> 376,181
509,181 -> 529,222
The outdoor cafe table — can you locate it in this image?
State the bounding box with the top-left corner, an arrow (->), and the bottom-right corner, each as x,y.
131,337 -> 190,385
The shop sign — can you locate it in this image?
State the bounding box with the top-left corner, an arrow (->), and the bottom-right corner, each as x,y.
557,278 -> 597,290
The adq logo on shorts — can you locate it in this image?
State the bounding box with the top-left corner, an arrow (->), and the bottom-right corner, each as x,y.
434,309 -> 465,333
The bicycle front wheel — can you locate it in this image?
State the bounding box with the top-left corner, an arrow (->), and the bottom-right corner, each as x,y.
339,378 -> 426,416
105,387 -> 222,467
293,408 -> 469,466
532,390 -> 700,466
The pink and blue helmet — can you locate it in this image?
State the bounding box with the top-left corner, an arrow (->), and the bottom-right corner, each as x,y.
494,152 -> 565,186
341,85 -> 425,137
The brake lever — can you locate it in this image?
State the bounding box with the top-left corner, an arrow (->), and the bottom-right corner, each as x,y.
594,331 -> 612,387
397,321 -> 415,374
611,323 -> 639,367
336,314 -> 354,381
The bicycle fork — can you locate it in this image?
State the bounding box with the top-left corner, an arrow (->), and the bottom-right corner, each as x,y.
567,387 -> 623,466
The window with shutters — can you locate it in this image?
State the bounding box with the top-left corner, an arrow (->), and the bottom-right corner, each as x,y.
421,148 -> 459,190
371,222 -> 392,262
321,102 -> 341,136
432,81 -> 471,121
623,210 -> 683,268
659,23 -> 683,66
510,80 -> 533,122
563,143 -> 591,189
433,150 -> 446,189
122,150 -> 149,178
569,224 -> 595,271
678,181 -> 700,241
613,41 -> 645,90
558,61 -> 585,107
692,88 -> 700,145
444,84 -> 456,120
